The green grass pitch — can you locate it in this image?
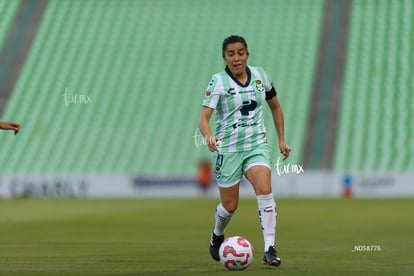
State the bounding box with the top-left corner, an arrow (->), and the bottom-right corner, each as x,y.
0,198 -> 413,275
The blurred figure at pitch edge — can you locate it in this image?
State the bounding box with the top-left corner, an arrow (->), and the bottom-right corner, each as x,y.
197,159 -> 213,196
199,35 -> 290,267
0,121 -> 20,135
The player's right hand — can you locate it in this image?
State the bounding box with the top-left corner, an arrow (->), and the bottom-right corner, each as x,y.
207,136 -> 221,152
0,121 -> 20,135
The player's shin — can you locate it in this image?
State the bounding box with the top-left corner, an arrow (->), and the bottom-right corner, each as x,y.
257,193 -> 276,251
213,203 -> 234,236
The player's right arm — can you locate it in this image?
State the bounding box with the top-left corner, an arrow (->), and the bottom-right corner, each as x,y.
199,106 -> 220,152
0,121 -> 20,135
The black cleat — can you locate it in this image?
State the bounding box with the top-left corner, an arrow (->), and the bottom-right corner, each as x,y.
263,246 -> 281,266
209,232 -> 224,261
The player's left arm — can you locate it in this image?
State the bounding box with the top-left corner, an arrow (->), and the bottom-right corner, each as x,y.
266,91 -> 290,160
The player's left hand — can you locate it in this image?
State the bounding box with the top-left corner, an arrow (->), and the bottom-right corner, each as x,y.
279,142 -> 291,160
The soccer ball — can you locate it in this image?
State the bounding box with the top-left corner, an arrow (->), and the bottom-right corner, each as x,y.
219,236 -> 254,270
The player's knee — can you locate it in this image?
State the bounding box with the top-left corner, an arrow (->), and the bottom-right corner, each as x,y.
256,186 -> 272,196
222,200 -> 238,213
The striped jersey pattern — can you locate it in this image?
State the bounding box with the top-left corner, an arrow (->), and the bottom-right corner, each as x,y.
202,66 -> 275,152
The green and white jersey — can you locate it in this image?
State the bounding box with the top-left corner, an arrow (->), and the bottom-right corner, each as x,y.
202,66 -> 275,152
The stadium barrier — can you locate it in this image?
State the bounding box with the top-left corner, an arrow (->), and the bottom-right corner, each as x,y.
1,172 -> 413,199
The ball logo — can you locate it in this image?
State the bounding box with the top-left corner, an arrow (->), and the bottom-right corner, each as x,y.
222,245 -> 245,258
222,245 -> 251,269
236,237 -> 250,247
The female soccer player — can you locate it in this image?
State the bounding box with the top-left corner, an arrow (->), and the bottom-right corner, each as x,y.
199,35 -> 290,267
0,121 -> 20,134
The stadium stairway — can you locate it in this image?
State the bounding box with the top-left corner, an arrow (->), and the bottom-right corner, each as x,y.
303,0 -> 352,170
0,0 -> 48,121
0,0 -> 21,50
0,0 -> 21,109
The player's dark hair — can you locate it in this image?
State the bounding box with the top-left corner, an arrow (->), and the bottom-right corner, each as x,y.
222,35 -> 249,57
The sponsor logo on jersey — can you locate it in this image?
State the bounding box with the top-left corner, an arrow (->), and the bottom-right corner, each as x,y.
232,120 -> 258,129
227,88 -> 255,95
227,88 -> 236,95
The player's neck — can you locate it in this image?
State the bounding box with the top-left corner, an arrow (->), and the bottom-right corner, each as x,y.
234,71 -> 248,84
225,66 -> 250,87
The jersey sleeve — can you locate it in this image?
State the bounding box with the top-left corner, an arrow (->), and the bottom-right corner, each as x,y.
258,67 -> 274,92
202,75 -> 220,109
257,67 -> 278,100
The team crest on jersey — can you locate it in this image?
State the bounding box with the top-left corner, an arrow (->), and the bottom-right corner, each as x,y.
256,80 -> 265,92
205,90 -> 211,97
